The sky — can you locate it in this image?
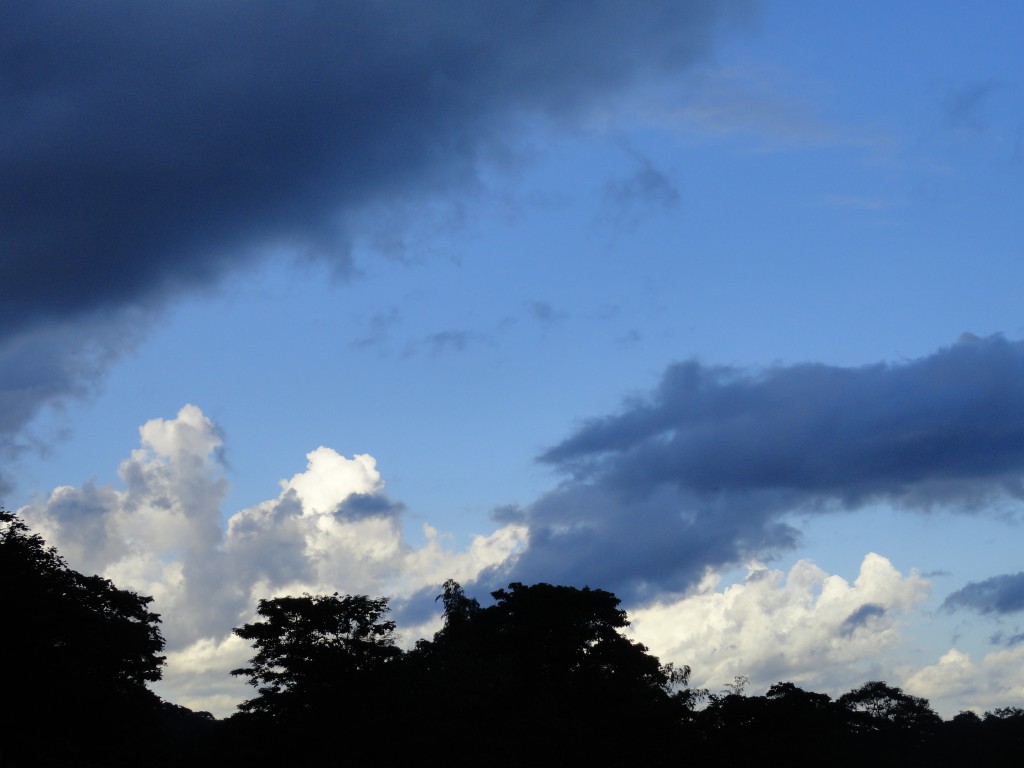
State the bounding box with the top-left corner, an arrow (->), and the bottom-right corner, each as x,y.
5,0 -> 1024,718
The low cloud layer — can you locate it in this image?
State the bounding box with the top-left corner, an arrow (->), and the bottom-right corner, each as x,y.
906,644 -> 1024,716
0,1 -> 742,476
509,334 -> 1024,599
17,404 -> 966,717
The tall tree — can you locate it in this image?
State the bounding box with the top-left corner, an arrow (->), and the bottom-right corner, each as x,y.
836,680 -> 942,761
228,592 -> 404,764
0,509 -> 165,766
231,592 -> 401,719
838,680 -> 941,732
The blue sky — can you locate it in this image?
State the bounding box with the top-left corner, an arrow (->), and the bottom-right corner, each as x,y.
5,1 -> 1024,716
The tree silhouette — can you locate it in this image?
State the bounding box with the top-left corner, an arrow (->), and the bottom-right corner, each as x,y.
408,581 -> 692,764
0,509 -> 165,766
838,680 -> 941,732
228,592 -> 404,763
835,680 -> 941,761
231,592 -> 401,720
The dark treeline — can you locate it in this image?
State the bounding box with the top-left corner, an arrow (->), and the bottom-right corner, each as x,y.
4,507 -> 1024,766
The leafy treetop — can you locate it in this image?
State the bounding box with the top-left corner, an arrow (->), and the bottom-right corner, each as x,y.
231,592 -> 401,719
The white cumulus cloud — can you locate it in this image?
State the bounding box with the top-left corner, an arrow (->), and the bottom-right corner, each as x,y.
905,644 -> 1024,716
627,553 -> 931,697
19,404 -> 526,716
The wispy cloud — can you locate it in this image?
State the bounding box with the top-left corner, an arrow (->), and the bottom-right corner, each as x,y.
599,154 -> 680,227
943,79 -> 1001,132
417,330 -> 487,357
349,309 -> 403,351
650,66 -> 842,148
820,194 -> 900,211
528,300 -> 568,330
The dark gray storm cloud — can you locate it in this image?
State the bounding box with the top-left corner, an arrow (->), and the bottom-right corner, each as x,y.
943,572 -> 1024,616
501,334 -> 1024,600
0,307 -> 151,493
1,1 -> 745,478
2,1 -> 734,337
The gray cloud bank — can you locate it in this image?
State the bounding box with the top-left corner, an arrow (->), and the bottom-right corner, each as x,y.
503,334 -> 1024,600
1,0 -> 744,478
944,572 -> 1024,616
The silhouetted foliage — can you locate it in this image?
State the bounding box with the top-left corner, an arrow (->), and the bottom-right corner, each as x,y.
435,577 -> 480,629
687,676 -> 1024,766
975,706 -> 1024,755
0,509 -> 165,766
221,578 -> 1024,766
407,581 -> 692,764
838,680 -> 941,734
228,592 -> 402,762
232,592 -> 401,719
779,680 -> 938,765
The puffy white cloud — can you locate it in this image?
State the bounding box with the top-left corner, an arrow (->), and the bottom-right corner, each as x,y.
19,404 -> 526,717
281,446 -> 382,514
137,403 -> 224,466
27,405 -> 227,594
156,634 -> 253,717
904,649 -> 979,705
627,553 -> 931,696
980,644 -> 1024,707
905,644 -> 1024,716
